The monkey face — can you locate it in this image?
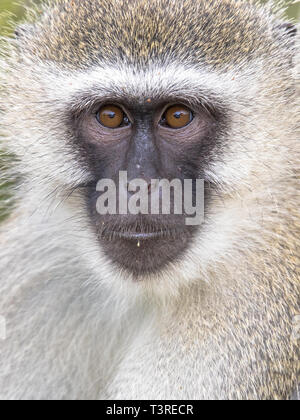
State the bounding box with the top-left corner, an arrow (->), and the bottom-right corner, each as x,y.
2,0 -> 297,289
72,98 -> 221,275
3,59 -> 295,288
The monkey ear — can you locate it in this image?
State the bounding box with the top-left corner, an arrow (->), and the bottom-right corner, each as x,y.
14,24 -> 35,39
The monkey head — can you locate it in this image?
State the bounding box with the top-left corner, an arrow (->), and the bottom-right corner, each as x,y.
1,0 -> 298,294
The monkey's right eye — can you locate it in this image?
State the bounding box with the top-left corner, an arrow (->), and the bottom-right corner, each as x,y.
96,105 -> 129,129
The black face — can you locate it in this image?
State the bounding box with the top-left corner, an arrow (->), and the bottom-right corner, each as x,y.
72,98 -> 221,276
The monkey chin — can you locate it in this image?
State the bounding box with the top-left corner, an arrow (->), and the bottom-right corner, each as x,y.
91,215 -> 197,277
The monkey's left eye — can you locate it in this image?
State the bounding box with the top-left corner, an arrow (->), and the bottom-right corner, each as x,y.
96,105 -> 130,129
161,105 -> 194,129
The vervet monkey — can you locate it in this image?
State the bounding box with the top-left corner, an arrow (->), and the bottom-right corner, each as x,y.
0,0 -> 299,400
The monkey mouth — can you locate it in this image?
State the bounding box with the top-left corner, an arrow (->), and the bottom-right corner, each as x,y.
86,186 -> 199,275
92,218 -> 197,276
98,225 -> 184,241
113,231 -> 167,240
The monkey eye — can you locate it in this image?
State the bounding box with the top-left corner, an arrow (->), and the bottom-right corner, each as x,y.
161,105 -> 193,129
96,105 -> 130,129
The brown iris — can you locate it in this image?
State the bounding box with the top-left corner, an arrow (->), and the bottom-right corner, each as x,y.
164,105 -> 193,129
97,105 -> 125,128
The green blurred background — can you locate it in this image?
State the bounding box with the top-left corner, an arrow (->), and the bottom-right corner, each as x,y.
0,0 -> 299,222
